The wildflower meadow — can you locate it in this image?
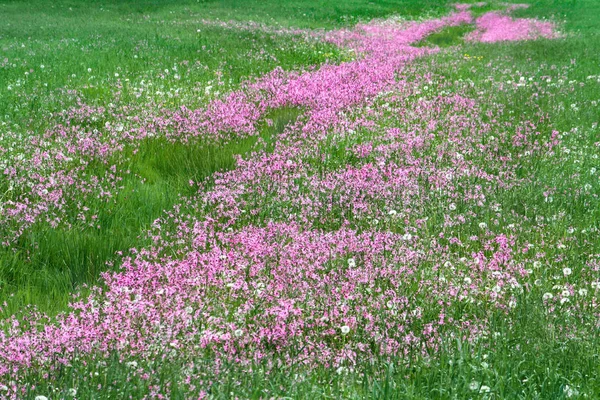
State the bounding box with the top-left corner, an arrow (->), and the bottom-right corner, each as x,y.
1,0 -> 599,398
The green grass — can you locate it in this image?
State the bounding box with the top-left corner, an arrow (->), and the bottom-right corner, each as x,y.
3,0 -> 600,398
415,25 -> 476,48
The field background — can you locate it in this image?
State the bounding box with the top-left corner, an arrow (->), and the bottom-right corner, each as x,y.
1,0 -> 600,398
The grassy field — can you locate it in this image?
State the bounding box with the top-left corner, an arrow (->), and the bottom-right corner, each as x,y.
1,0 -> 600,398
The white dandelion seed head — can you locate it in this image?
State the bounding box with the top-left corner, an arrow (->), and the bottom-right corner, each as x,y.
336,366 -> 348,375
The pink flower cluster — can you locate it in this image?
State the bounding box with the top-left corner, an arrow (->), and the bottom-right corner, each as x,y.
467,11 -> 558,42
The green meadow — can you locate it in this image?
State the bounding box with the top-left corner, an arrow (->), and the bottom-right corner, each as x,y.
1,0 -> 600,398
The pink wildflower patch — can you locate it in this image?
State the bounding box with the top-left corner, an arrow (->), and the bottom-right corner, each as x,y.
467,11 -> 558,43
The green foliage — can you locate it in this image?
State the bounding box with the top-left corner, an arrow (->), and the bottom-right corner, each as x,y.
415,25 -> 476,48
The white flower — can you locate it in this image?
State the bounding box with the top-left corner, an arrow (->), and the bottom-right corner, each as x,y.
463,277 -> 472,285
560,297 -> 570,305
480,385 -> 491,393
564,385 -> 579,398
533,261 -> 542,269
340,325 -> 350,335
388,209 -> 397,216
347,258 -> 356,268
479,222 -> 487,230
469,381 -> 480,391
126,361 -> 138,368
35,396 -> 49,400
402,233 -> 413,241
68,388 -> 77,396
542,293 -> 553,301
578,288 -> 588,296
448,203 -> 457,211
563,267 -> 572,276
234,329 -> 244,337
0,385 -> 7,392
336,366 -> 348,375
